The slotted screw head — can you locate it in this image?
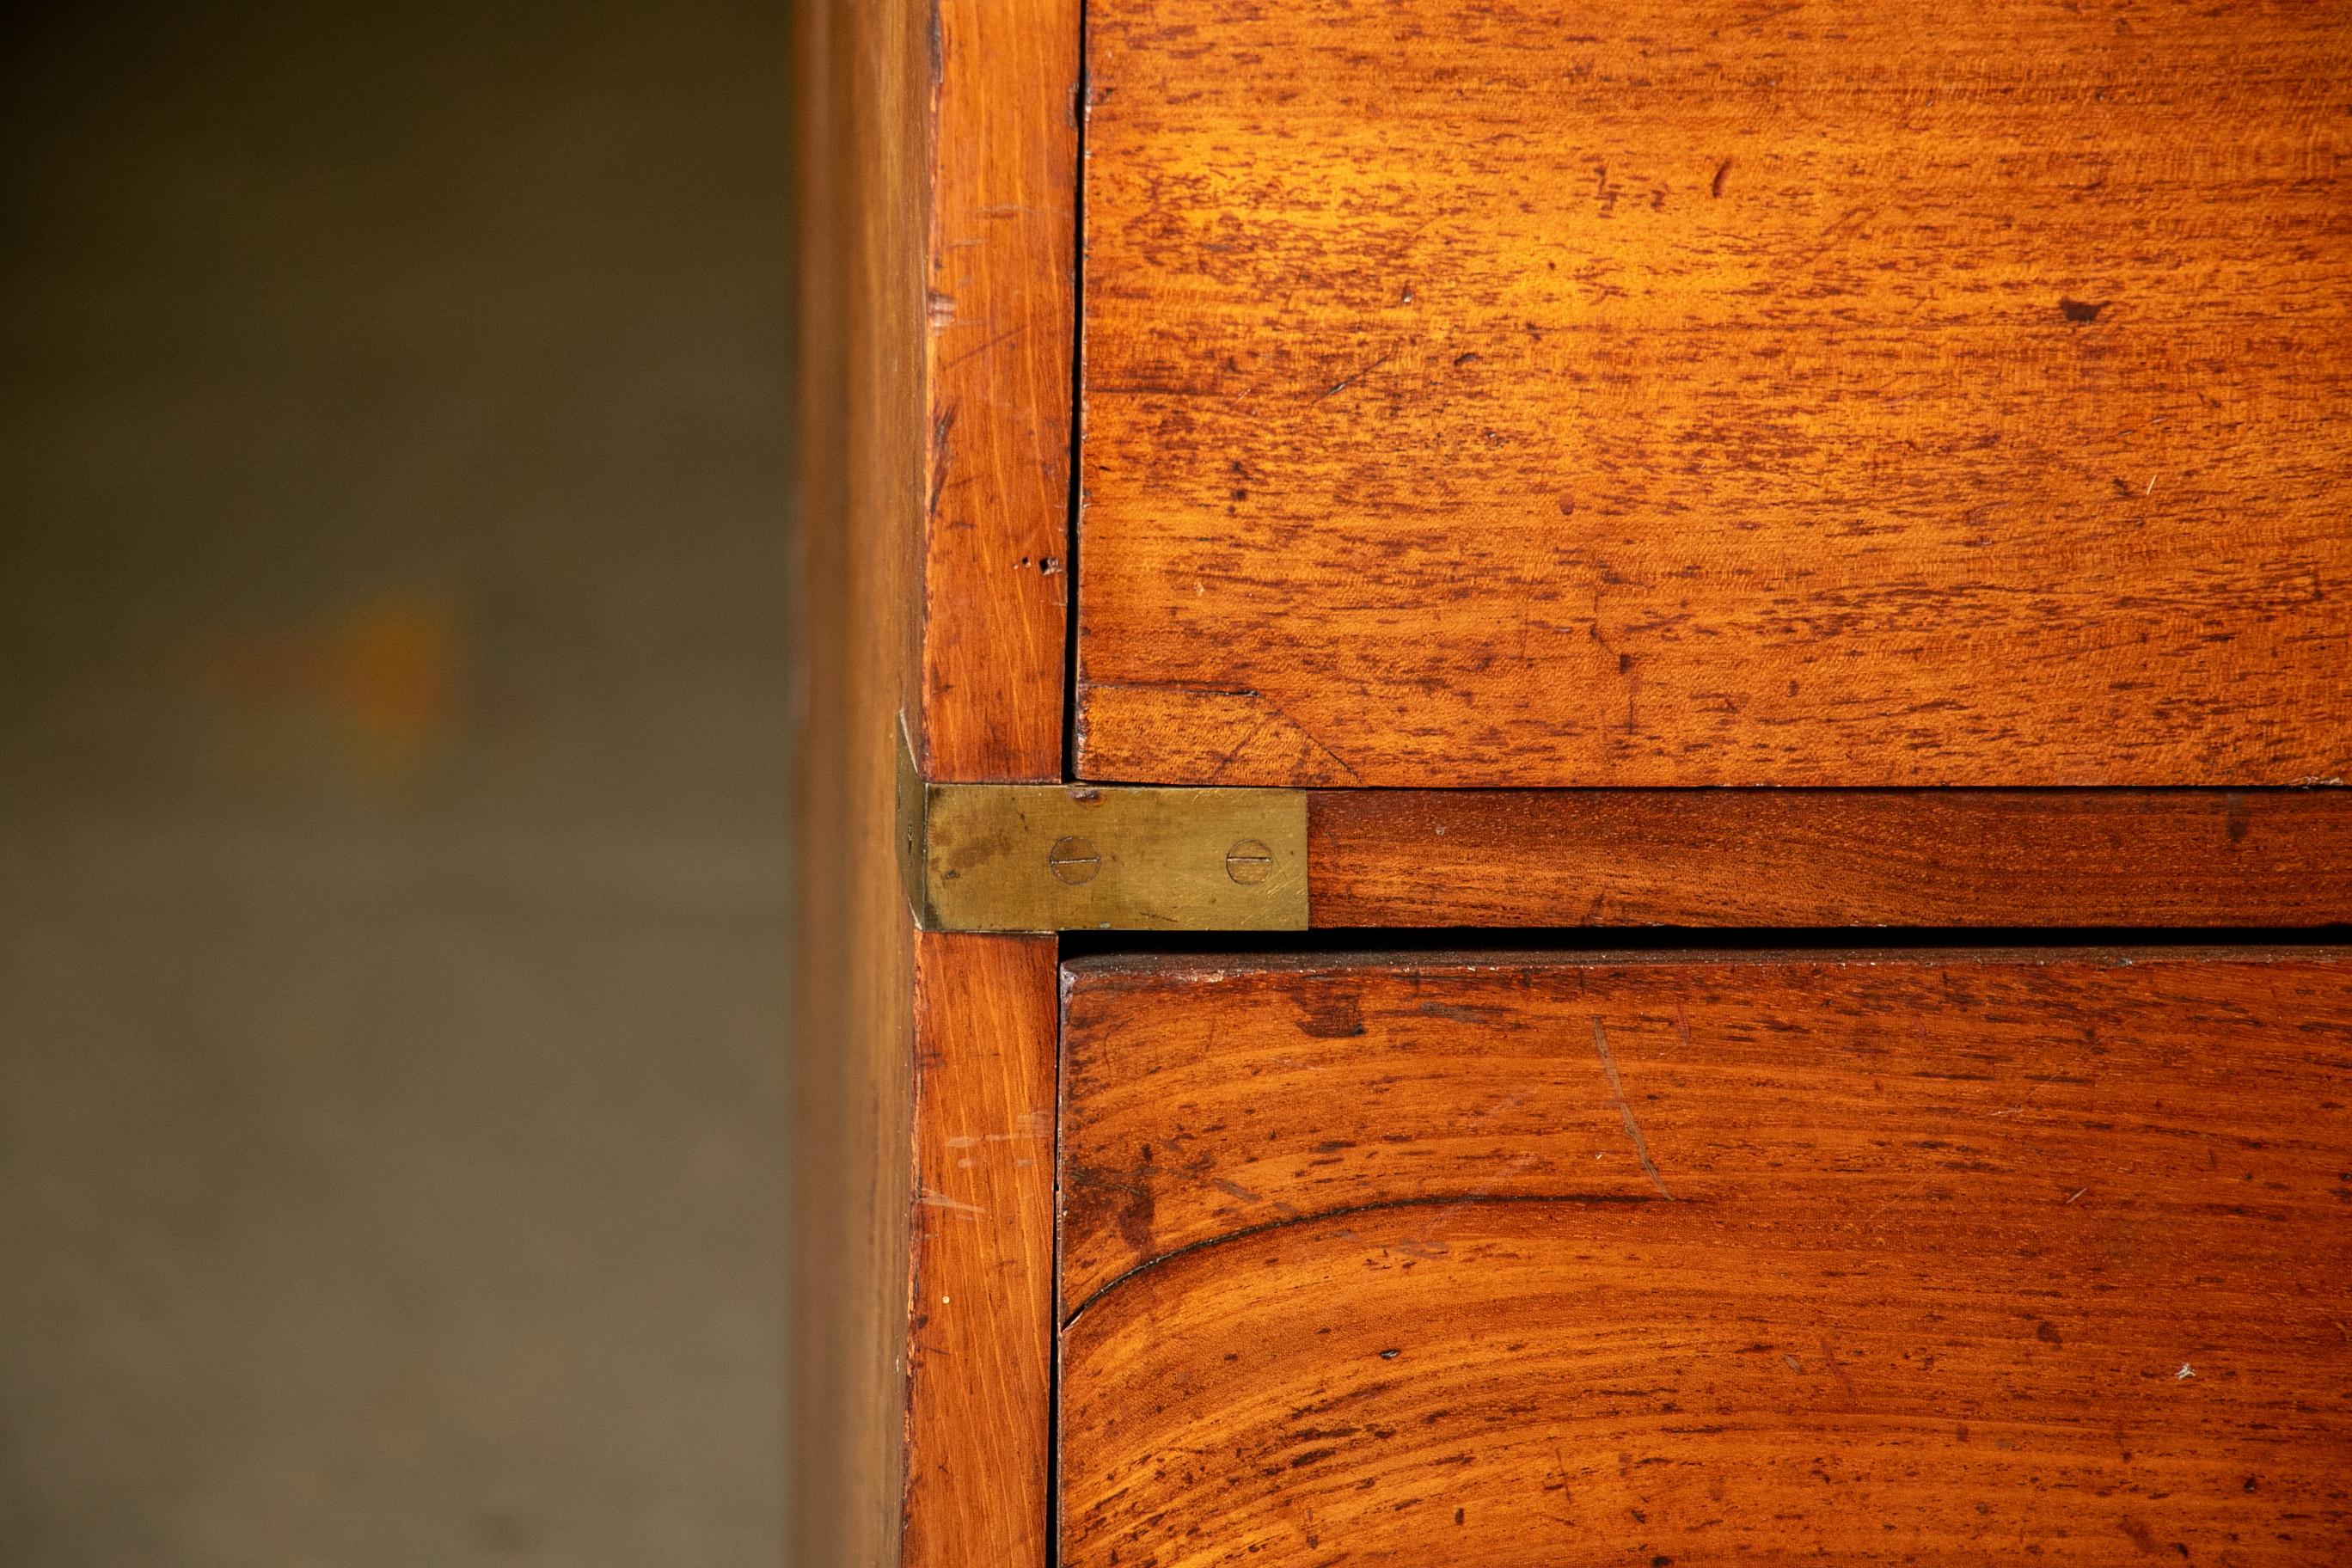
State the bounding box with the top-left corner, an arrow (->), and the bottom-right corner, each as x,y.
1225,838 -> 1274,885
1047,836 -> 1101,885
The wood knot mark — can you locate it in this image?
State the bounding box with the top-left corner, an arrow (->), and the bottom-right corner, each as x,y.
1287,986 -> 1366,1039
2059,297 -> 2109,324
1067,1157 -> 1156,1256
1112,1148 -> 1159,1255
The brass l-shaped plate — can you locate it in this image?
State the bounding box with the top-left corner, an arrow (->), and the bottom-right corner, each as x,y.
897,721 -> 1308,932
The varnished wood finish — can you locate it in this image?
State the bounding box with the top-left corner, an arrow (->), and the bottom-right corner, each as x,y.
791,0 -> 1070,1557
1060,950 -> 2352,1563
1075,1 -> 2352,787
1310,787 -> 2352,928
921,0 -> 1078,781
791,0 -> 924,1554
806,0 -> 2352,1554
906,933 -> 1057,1568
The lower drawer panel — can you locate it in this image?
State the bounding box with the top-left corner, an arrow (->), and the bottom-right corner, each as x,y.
1058,948 -> 2352,1565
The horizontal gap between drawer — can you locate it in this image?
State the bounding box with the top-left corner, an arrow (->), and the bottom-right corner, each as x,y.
1055,924 -> 2352,961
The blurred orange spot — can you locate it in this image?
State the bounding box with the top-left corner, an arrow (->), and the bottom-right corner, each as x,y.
206,593 -> 457,773
338,597 -> 456,769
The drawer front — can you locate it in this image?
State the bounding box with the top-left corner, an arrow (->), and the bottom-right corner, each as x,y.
1073,0 -> 2352,787
1058,949 -> 2352,1565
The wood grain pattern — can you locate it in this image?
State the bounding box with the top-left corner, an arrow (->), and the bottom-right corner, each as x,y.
791,0 -> 1070,1557
790,0 -> 926,1555
1060,949 -> 2352,1564
905,933 -> 1057,1568
1075,0 -> 2352,787
920,0 -> 1078,781
1309,787 -> 2352,928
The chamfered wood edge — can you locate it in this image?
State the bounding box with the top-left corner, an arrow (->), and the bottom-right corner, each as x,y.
1308,787 -> 2352,929
787,0 -> 922,1559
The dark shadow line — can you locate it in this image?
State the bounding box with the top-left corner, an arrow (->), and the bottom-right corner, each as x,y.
1057,0 -> 1087,785
1057,926 -> 2352,961
1049,5 -> 1090,1560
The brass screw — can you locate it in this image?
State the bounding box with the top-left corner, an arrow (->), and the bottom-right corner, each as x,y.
1224,838 -> 1274,885
1047,836 -> 1100,885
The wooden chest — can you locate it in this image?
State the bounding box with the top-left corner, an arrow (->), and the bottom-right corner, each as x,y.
792,1 -> 2352,1562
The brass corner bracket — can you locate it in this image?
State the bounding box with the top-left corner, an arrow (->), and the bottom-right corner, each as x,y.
897,721 -> 1308,933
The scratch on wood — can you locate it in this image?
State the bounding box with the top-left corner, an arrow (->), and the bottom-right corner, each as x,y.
1393,1152 -> 1545,1258
1205,712 -> 1277,784
1316,350 -> 1393,401
1283,707 -> 1364,783
1591,1017 -> 1673,1200
940,323 -> 1025,370
918,1188 -> 988,1218
926,401 -> 958,522
1197,693 -> 1364,784
1820,1336 -> 1860,1406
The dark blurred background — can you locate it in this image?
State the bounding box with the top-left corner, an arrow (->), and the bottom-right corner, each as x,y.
0,2 -> 796,1561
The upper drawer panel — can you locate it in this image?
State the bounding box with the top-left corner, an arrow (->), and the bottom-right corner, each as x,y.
1074,0 -> 2352,787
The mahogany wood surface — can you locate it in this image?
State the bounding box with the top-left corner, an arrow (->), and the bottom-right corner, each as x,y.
1060,949 -> 2352,1564
1309,787 -> 2352,928
905,933 -> 1057,1568
921,0 -> 1077,781
1075,0 -> 2352,788
791,0 -> 1070,1558
790,0 -> 925,1554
